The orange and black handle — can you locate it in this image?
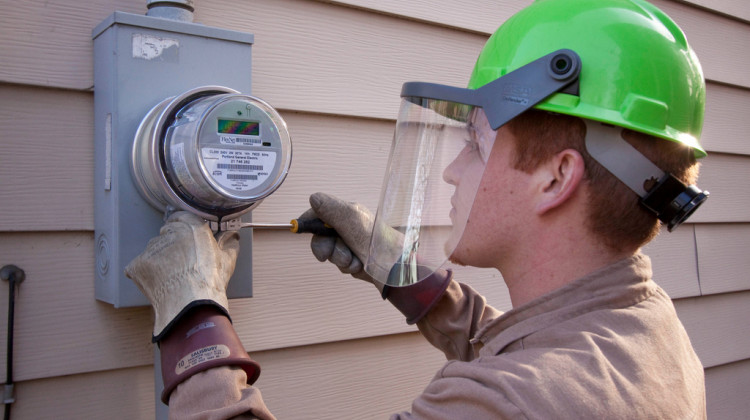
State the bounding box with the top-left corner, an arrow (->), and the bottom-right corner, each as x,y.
290,217 -> 337,236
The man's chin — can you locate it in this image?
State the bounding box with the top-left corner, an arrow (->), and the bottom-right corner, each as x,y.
448,254 -> 467,267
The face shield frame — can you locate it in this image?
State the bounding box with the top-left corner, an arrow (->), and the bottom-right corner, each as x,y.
401,49 -> 581,131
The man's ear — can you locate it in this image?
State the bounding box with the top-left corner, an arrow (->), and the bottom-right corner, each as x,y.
535,149 -> 585,215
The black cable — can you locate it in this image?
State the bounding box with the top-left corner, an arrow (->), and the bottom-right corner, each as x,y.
1,265 -> 24,420
5,276 -> 15,420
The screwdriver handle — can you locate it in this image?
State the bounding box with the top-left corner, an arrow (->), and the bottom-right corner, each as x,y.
290,218 -> 338,236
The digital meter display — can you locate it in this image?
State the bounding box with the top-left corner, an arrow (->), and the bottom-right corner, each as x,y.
218,119 -> 260,136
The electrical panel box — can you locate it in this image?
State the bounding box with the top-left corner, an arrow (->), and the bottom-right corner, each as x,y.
93,12 -> 256,307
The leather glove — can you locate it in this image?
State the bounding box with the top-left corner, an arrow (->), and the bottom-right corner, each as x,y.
305,192 -> 376,283
125,211 -> 260,404
125,211 -> 239,340
306,192 -> 453,324
305,192 -> 406,293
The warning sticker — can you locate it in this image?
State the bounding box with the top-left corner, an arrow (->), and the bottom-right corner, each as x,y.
175,344 -> 231,375
201,148 -> 277,192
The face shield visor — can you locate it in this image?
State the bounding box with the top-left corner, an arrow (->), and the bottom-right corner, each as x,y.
364,100 -> 496,287
364,49 -> 582,287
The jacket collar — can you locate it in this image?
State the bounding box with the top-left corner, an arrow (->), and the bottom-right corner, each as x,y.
471,253 -> 656,357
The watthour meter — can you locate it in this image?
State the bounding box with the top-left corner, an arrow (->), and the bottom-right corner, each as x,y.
132,86 -> 292,222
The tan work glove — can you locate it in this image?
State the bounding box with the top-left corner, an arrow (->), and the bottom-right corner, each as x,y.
125,211 -> 239,340
305,192 -> 376,283
305,192 -> 404,293
306,193 -> 452,325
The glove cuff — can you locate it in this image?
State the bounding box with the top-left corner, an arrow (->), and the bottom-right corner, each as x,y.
384,268 -> 453,324
152,299 -> 229,343
158,306 -> 261,404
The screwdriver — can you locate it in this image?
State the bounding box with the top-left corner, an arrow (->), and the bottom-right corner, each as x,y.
240,217 -> 337,236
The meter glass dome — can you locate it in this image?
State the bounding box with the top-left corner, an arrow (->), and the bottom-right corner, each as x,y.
132,86 -> 292,221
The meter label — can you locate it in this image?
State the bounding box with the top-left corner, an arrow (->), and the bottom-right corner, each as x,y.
202,148 -> 277,192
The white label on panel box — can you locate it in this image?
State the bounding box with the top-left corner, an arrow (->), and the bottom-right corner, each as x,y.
202,148 -> 277,192
132,34 -> 179,61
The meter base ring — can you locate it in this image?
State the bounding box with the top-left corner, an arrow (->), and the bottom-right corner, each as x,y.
132,86 -> 255,222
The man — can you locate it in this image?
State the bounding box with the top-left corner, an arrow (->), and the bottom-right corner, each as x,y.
126,0 -> 708,418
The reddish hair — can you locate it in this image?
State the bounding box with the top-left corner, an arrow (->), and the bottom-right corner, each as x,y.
506,110 -> 699,252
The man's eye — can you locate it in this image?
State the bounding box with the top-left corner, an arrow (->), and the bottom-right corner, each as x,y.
464,137 -> 480,152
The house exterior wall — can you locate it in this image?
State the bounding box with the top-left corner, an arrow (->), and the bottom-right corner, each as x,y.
0,0 -> 748,418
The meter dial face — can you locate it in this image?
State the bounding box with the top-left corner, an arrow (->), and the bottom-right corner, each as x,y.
198,98 -> 288,200
162,93 -> 291,215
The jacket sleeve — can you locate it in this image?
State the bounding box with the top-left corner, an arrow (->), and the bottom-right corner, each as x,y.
389,361 -> 526,420
168,366 -> 276,420
413,280 -> 503,361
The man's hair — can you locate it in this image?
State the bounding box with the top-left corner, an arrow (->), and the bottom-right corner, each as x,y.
506,110 -> 700,252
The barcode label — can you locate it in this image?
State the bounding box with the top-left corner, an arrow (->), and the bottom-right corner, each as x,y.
227,174 -> 259,181
202,147 -> 277,192
217,163 -> 264,171
219,136 -> 262,145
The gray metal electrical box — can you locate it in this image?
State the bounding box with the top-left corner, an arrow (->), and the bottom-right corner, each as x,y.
93,12 -> 255,307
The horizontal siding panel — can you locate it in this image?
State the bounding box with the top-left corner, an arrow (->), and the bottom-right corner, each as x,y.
642,224 -> 701,299
695,223 -> 750,295
251,332 -> 445,419
0,85 -> 93,231
2,0 -> 748,107
705,358 -> 750,419
199,0 -> 483,120
687,153 -> 750,223
0,232 -> 154,382
12,366 -> 155,420
674,291 -> 750,368
702,82 -> 750,156
679,0 -> 750,23
1,84 -> 745,232
326,0 -> 750,36
0,0 -> 141,90
250,112 -> 394,224
319,0 -> 523,34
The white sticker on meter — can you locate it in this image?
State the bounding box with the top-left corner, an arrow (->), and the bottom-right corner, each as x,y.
202,148 -> 277,191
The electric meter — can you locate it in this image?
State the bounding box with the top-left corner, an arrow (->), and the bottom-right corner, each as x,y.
132,86 -> 292,222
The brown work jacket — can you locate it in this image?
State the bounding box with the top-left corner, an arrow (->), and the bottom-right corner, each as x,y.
170,254 -> 706,419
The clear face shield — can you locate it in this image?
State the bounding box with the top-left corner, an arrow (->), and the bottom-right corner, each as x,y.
364,99 -> 496,287
364,49 -> 583,287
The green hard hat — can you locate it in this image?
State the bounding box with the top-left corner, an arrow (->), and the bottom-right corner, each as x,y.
468,0 -> 706,157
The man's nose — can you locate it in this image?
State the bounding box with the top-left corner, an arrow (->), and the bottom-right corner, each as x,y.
443,157 -> 461,185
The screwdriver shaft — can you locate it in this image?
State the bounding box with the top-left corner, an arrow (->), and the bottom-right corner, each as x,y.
238,219 -> 337,236
239,223 -> 294,229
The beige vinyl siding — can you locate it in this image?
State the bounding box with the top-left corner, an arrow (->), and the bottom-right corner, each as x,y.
705,359 -> 750,417
0,0 -> 748,418
677,0 -> 750,23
